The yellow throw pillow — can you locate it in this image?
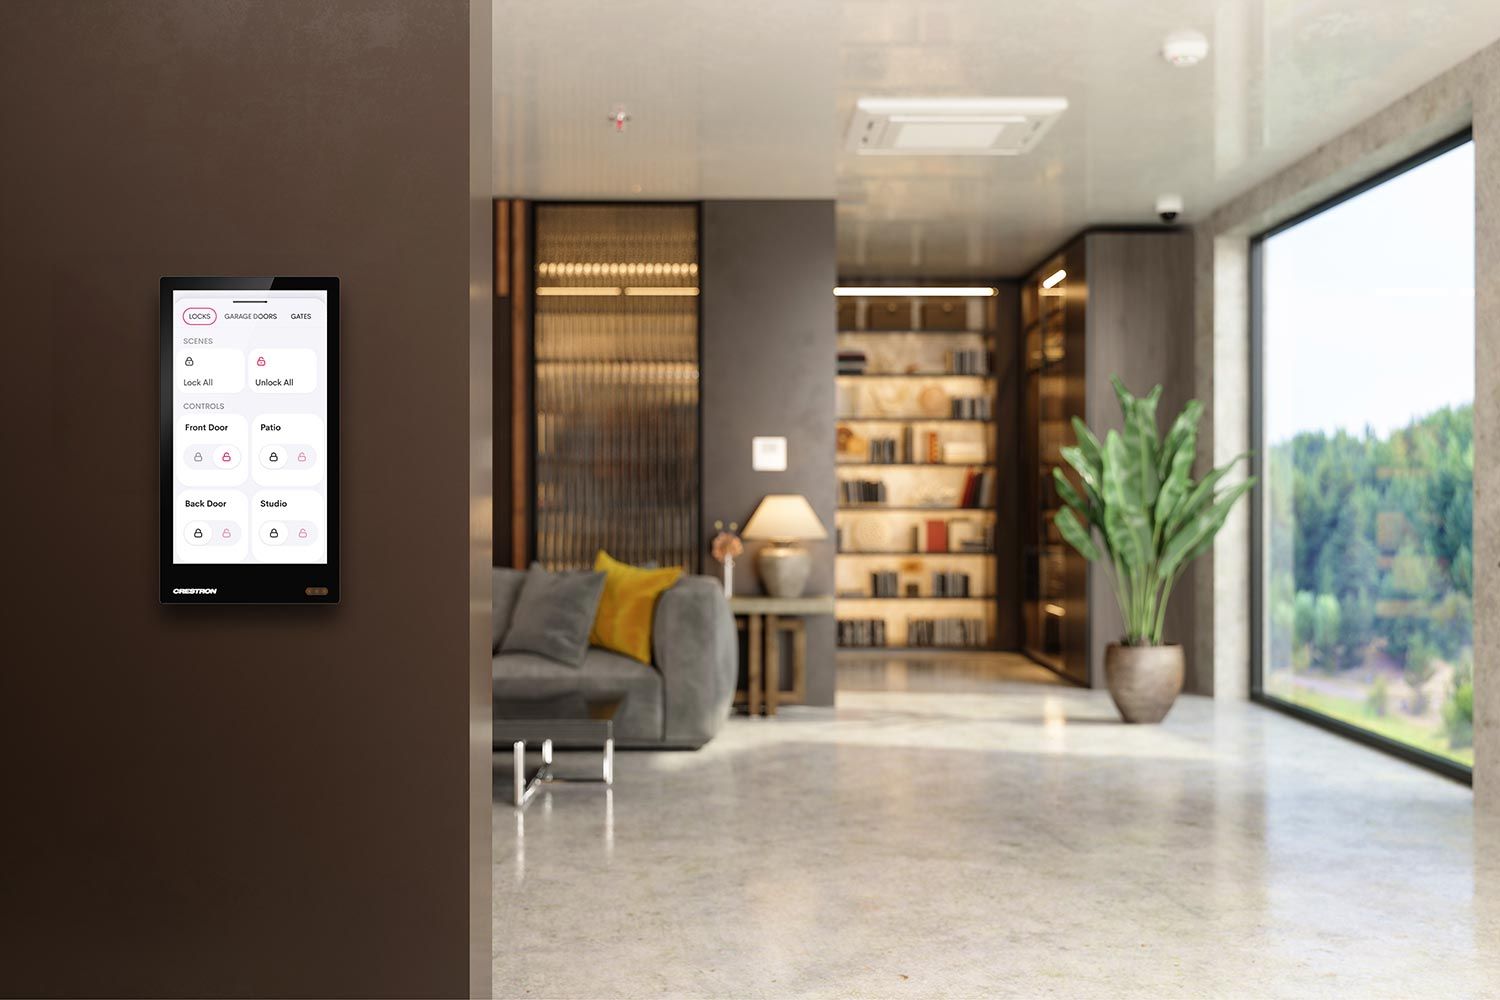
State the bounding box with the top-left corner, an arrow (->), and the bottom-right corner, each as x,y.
589,551 -> 683,665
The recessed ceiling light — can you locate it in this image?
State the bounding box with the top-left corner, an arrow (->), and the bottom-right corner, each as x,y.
1162,29 -> 1209,67
846,97 -> 1068,156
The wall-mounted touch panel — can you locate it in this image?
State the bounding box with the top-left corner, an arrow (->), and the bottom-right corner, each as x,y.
160,276 -> 339,603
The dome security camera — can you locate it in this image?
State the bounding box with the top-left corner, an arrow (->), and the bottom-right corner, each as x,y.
1156,194 -> 1184,224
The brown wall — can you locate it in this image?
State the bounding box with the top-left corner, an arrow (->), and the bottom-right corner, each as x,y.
0,2 -> 482,995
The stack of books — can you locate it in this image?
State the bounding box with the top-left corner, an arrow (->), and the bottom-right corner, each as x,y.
839,479 -> 887,505
869,570 -> 900,597
866,436 -> 898,463
912,516 -> 996,554
950,396 -> 993,420
945,348 -> 990,375
907,617 -> 986,648
930,571 -> 971,597
837,350 -> 867,376
958,468 -> 996,509
838,618 -> 887,647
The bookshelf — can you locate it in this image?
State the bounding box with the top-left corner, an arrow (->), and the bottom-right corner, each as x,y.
834,288 -> 1002,650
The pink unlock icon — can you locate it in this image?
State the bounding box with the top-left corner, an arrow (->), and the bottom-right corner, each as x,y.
256,355 -> 267,367
221,527 -> 232,539
298,528 -> 308,539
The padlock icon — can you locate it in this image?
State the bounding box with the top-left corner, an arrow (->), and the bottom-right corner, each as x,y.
221,450 -> 232,463
256,355 -> 267,367
269,451 -> 279,463
193,451 -> 203,463
296,451 -> 307,463
184,356 -> 194,367
269,528 -> 279,539
193,527 -> 203,539
298,527 -> 308,539
221,527 -> 231,538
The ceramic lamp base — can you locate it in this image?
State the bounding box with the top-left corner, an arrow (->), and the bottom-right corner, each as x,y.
756,541 -> 811,598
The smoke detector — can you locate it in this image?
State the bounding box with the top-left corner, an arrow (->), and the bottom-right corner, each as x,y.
846,97 -> 1068,156
1161,29 -> 1209,67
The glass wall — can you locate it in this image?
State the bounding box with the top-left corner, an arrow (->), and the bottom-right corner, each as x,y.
1255,135 -> 1475,771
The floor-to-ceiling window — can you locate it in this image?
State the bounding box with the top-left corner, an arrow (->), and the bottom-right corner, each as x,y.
1253,133 -> 1475,776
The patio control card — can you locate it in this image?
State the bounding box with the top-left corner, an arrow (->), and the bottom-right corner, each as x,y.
160,277 -> 339,603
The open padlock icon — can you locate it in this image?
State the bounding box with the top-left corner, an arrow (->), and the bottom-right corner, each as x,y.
296,451 -> 307,463
221,527 -> 232,538
221,451 -> 232,463
298,527 -> 308,539
256,355 -> 267,367
184,356 -> 194,367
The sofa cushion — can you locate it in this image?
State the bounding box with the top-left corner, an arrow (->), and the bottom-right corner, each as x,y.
493,648 -> 664,744
589,550 -> 682,664
491,567 -> 527,651
500,563 -> 605,667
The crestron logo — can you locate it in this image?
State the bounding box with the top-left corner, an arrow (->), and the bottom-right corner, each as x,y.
172,588 -> 218,595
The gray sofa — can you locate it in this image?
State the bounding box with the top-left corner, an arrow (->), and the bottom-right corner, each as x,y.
491,568 -> 737,748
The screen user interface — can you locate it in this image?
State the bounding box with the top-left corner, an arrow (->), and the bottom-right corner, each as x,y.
170,289 -> 328,565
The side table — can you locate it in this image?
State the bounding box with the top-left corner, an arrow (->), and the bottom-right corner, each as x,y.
729,594 -> 835,716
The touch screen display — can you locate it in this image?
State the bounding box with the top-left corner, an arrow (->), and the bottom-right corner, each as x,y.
160,277 -> 338,603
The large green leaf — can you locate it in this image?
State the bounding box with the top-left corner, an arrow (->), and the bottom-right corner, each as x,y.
1158,480 -> 1257,581
1154,420 -> 1198,532
1071,416 -> 1103,471
1052,467 -> 1092,521
1163,452 -> 1251,540
1114,377 -> 1163,514
1157,399 -> 1204,482
1059,444 -> 1103,499
1054,506 -> 1102,562
1102,430 -> 1154,578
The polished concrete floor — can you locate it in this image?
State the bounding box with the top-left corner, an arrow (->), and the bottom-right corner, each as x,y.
492,657 -> 1496,998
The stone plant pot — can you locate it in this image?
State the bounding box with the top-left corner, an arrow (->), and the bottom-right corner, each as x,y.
1104,643 -> 1184,724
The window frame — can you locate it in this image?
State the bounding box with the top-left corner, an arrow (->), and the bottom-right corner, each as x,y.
1248,127 -> 1475,785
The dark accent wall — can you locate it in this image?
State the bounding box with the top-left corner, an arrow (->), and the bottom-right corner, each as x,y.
701,201 -> 838,705
0,2 -> 485,995
1084,230 -> 1196,686
991,282 -> 1025,650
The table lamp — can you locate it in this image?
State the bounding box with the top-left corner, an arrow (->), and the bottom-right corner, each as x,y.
742,494 -> 828,598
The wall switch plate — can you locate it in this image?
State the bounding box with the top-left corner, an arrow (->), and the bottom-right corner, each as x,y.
752,436 -> 787,471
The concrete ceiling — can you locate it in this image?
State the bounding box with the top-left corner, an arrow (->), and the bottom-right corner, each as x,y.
494,0 -> 1500,277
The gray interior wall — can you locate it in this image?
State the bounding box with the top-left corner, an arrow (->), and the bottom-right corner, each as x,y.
1192,37 -> 1498,811
701,200 -> 838,705
0,2 -> 488,994
1084,231 -> 1196,688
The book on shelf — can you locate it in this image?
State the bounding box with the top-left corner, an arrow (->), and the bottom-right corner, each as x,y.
837,349 -> 867,375
869,570 -> 900,598
838,618 -> 887,648
906,617 -> 987,648
943,347 -> 991,375
907,516 -> 994,555
930,570 -> 971,597
958,467 -> 996,509
839,478 -> 887,505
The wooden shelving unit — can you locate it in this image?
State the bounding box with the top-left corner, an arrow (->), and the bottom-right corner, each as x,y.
834,288 -> 1003,651
1021,250 -> 1089,683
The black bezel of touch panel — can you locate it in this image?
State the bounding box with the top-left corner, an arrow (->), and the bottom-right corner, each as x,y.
159,276 -> 340,604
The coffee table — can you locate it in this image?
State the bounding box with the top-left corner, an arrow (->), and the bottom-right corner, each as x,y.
494,696 -> 619,808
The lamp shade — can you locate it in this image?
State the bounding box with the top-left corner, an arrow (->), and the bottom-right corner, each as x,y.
742,494 -> 828,541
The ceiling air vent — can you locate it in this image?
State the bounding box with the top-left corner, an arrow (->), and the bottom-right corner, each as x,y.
846,97 -> 1068,156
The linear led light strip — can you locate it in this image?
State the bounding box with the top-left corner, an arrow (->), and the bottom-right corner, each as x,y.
1041,269 -> 1067,289
535,286 -> 700,297
833,286 -> 997,297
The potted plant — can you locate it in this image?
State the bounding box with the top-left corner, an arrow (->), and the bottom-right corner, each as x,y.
1053,378 -> 1255,723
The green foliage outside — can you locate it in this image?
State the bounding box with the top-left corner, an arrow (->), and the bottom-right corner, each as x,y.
1264,404 -> 1473,767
